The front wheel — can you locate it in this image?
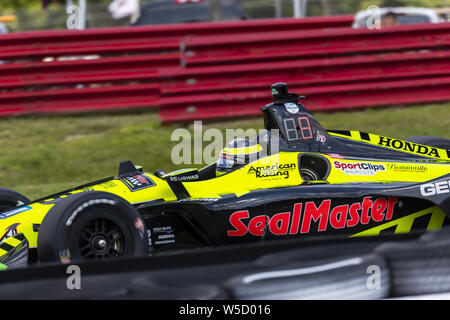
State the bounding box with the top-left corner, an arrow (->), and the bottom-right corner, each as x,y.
0,187 -> 30,213
37,191 -> 148,263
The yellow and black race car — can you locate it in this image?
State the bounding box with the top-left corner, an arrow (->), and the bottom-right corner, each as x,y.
0,83 -> 449,268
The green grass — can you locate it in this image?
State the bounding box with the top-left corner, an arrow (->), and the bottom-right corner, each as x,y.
1,103 -> 448,200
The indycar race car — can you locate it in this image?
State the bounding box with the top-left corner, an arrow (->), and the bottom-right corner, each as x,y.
0,83 -> 448,267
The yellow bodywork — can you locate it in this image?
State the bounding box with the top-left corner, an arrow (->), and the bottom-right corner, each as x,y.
0,132 -> 449,249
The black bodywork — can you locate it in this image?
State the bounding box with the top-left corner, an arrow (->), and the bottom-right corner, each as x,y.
136,83 -> 449,253
138,175 -> 450,252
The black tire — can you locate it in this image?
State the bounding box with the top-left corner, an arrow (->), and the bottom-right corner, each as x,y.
256,241 -> 382,268
404,136 -> 450,150
225,254 -> 390,300
37,191 -> 148,263
0,273 -> 227,300
376,226 -> 450,297
106,276 -> 226,300
0,187 -> 29,213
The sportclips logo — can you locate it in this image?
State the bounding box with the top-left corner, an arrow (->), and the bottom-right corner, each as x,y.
334,161 -> 386,176
227,197 -> 398,237
247,163 -> 296,179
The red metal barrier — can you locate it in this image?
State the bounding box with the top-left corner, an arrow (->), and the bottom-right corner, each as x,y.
0,17 -> 449,122
0,84 -> 159,115
160,50 -> 450,96
0,15 -> 353,61
0,54 -> 180,89
181,22 -> 450,66
159,76 -> 450,123
5,50 -> 450,91
0,38 -> 180,61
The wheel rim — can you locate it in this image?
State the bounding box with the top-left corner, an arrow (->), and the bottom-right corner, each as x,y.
78,218 -> 125,260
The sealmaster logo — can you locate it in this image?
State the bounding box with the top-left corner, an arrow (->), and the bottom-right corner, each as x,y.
227,197 -> 398,236
247,163 -> 296,179
333,161 -> 386,176
378,136 -> 440,158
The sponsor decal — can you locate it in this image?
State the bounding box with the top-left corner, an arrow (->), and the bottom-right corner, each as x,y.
285,103 -> 299,114
333,161 -> 386,176
134,217 -> 145,231
157,234 -> 175,240
147,229 -> 152,246
169,174 -> 199,182
152,226 -> 174,234
315,131 -> 327,143
152,226 -> 176,245
326,153 -> 345,159
420,180 -> 450,196
227,197 -> 398,237
387,163 -> 428,173
179,198 -> 219,202
247,163 -> 296,179
98,181 -> 118,189
154,239 -> 176,245
121,174 -> 156,192
0,206 -> 32,220
378,136 -> 440,158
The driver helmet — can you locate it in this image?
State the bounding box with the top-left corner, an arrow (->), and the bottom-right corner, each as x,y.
216,136 -> 266,176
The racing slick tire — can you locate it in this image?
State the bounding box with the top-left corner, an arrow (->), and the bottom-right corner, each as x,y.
37,191 -> 148,263
255,241 -> 382,268
225,254 -> 390,300
102,276 -> 227,300
0,187 -> 29,213
375,227 -> 450,297
404,136 -> 450,150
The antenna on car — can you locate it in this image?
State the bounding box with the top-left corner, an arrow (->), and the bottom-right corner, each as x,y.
271,83 -> 303,104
